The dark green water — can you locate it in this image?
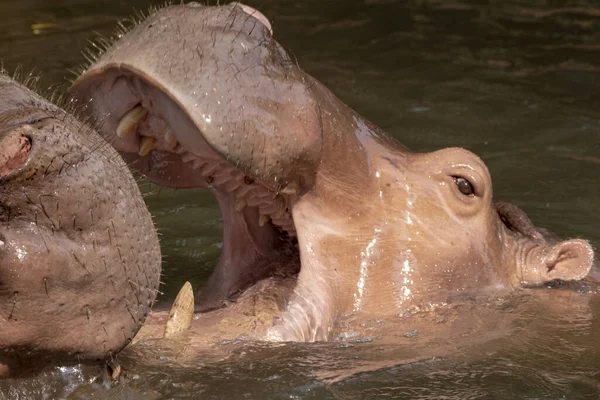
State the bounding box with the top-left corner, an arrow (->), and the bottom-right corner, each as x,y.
0,0 -> 599,398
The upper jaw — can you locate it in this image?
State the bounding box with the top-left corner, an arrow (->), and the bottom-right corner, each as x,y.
69,1 -> 323,194
114,104 -> 178,156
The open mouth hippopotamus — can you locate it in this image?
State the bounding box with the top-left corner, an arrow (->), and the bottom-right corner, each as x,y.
69,2 -> 596,343
0,73 -> 161,377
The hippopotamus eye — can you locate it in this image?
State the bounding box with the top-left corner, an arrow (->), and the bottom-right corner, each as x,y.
453,176 -> 474,196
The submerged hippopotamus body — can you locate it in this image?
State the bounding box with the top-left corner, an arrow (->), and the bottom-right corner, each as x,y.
0,74 -> 161,377
69,2 -> 596,345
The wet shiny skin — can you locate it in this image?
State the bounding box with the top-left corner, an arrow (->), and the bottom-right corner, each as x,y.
1,0 -> 600,398
69,3 -> 595,344
0,74 -> 161,377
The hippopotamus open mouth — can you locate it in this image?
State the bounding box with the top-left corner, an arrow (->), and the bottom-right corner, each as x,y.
69,2 -> 596,342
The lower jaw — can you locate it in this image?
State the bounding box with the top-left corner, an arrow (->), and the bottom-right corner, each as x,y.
194,235 -> 300,312
133,274 -> 298,346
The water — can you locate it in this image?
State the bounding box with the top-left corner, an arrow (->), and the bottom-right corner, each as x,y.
1,0 -> 599,398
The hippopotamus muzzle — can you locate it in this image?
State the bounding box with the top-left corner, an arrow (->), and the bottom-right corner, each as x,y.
0,74 -> 161,376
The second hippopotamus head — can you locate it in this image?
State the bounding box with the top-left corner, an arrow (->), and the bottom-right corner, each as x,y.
0,73 -> 161,377
69,2 -> 596,341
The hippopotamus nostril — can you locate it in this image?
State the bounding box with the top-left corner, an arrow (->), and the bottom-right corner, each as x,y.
0,129 -> 31,179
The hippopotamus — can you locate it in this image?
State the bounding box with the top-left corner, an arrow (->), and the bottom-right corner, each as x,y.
0,73 -> 161,377
68,2 -> 597,345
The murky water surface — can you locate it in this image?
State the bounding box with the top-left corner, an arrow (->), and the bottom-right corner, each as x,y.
1,0 -> 599,398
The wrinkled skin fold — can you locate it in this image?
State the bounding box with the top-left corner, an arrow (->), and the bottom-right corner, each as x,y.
69,2 -> 597,344
0,74 -> 161,377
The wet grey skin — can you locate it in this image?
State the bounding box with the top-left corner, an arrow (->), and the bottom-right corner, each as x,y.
70,2 -> 597,342
0,74 -> 161,377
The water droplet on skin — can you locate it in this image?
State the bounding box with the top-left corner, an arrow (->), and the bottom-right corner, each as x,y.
16,247 -> 26,260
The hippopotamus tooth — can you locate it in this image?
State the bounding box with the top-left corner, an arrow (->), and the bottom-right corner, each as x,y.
117,105 -> 147,138
164,281 -> 194,338
138,136 -> 156,157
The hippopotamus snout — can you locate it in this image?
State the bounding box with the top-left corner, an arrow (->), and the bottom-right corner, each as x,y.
70,2 -> 322,194
0,75 -> 161,376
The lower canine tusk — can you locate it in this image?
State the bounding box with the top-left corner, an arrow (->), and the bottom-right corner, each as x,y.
138,136 -> 157,157
259,214 -> 271,227
164,281 -> 195,338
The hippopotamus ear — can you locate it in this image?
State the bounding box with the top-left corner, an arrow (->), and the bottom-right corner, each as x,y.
521,239 -> 594,285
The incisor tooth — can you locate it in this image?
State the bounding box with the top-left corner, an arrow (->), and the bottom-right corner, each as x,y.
255,190 -> 274,199
247,196 -> 267,207
272,195 -> 286,219
164,127 -> 178,148
192,159 -> 206,169
181,152 -> 196,163
201,162 -> 222,176
235,198 -> 247,212
223,179 -> 242,192
164,281 -> 194,338
259,214 -> 270,227
235,184 -> 257,198
213,170 -> 232,185
138,136 -> 156,157
259,203 -> 277,215
117,105 -> 148,138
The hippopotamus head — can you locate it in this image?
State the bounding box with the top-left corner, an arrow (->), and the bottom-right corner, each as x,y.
0,74 -> 161,376
69,2 -> 595,341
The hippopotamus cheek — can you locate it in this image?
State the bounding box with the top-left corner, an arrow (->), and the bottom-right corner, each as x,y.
400,222 -> 495,289
0,236 -> 75,314
0,234 -> 138,358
